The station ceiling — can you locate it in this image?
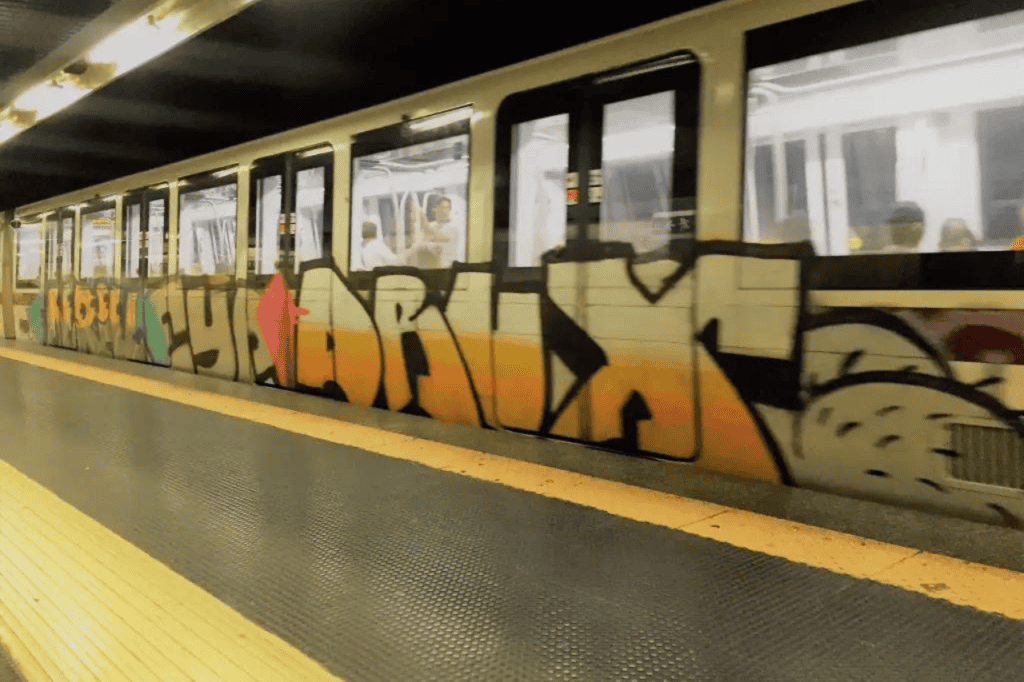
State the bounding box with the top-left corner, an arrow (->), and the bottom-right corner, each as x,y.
0,0 -> 711,212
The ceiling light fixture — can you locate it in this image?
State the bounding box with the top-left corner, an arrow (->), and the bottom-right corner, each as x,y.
12,79 -> 90,121
87,13 -> 190,78
0,119 -> 22,143
407,106 -> 473,132
0,0 -> 265,148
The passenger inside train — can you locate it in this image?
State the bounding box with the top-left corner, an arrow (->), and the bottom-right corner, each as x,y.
359,220 -> 398,270
882,202 -> 926,253
938,218 -> 978,251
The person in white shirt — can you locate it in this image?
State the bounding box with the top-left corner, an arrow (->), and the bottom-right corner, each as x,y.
422,196 -> 461,266
360,221 -> 397,270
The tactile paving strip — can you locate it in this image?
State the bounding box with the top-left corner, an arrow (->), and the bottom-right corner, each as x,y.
2,360 -> 1024,681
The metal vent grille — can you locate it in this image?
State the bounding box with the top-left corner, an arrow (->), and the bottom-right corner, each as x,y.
947,423 -> 1024,489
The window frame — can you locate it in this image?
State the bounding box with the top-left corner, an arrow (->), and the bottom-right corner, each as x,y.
248,143 -> 334,286
78,197 -> 117,280
743,0 -> 1024,290
493,51 -> 701,283
347,106 -> 473,289
121,183 -> 171,282
14,216 -> 44,289
176,167 -> 240,279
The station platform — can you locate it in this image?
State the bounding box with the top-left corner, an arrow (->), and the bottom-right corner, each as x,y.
0,339 -> 1023,681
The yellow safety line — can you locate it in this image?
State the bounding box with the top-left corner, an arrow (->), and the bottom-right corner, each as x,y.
0,458 -> 346,682
2,344 -> 1023,623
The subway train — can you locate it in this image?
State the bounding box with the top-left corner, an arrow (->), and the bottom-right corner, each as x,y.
4,0 -> 1024,528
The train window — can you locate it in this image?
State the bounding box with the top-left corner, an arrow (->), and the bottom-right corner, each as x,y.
178,181 -> 237,276
80,207 -> 116,279
249,147 -> 331,278
253,174 -> 281,275
600,91 -> 675,257
497,52 -> 699,271
350,110 -> 470,272
147,199 -> 167,275
745,5 -> 1024,255
44,216 -> 57,279
124,202 -> 141,276
509,114 -> 569,267
124,198 -> 167,277
15,221 -> 42,287
58,215 -> 73,278
295,166 -> 326,265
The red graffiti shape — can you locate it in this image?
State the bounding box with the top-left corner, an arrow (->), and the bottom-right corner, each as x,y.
256,273 -> 310,382
947,325 -> 1024,365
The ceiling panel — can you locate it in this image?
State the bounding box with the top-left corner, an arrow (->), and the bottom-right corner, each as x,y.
0,0 -> 708,210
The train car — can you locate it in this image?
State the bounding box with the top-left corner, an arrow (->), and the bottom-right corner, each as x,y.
3,0 -> 1024,528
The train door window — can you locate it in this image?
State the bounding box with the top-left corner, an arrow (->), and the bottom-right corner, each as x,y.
508,113 -> 570,267
15,219 -> 42,288
785,140 -> 808,217
178,170 -> 238,276
978,104 -> 1024,242
295,165 -> 327,264
746,3 -> 1024,256
123,186 -> 169,279
248,145 -> 333,279
80,204 -> 116,279
44,215 -> 58,279
843,127 -> 897,242
496,53 -> 699,270
751,144 -> 776,240
253,173 -> 282,275
349,107 -> 471,273
60,214 -> 74,275
147,198 -> 166,275
599,91 -> 675,257
124,201 -> 142,277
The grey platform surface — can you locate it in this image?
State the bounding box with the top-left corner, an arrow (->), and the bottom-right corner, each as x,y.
1,350 -> 1024,680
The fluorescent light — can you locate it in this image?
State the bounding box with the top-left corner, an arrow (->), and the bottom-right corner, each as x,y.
87,14 -> 190,77
13,81 -> 89,121
407,107 -> 473,131
0,120 -> 21,142
212,168 -> 237,178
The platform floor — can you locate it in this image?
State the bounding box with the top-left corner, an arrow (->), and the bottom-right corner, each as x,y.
1,341 -> 1024,681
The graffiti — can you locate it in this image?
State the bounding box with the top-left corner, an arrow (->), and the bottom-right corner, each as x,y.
12,235 -> 1024,529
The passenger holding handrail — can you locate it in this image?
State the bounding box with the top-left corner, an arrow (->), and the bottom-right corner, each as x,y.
424,195 -> 458,264
405,194 -> 459,268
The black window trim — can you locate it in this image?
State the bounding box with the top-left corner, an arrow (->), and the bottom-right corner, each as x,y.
492,49 -> 701,284
176,166 -> 240,278
13,213 -> 45,289
348,106 -> 473,290
78,197 -> 117,280
122,183 -> 171,281
248,142 -> 336,285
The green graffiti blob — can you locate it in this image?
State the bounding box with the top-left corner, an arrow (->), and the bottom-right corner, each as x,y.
137,295 -> 169,365
27,294 -> 43,341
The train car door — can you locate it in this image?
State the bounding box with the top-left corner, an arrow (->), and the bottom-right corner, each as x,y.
247,145 -> 334,389
119,185 -> 171,365
44,207 -> 77,349
494,52 -> 700,459
77,198 -> 117,356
